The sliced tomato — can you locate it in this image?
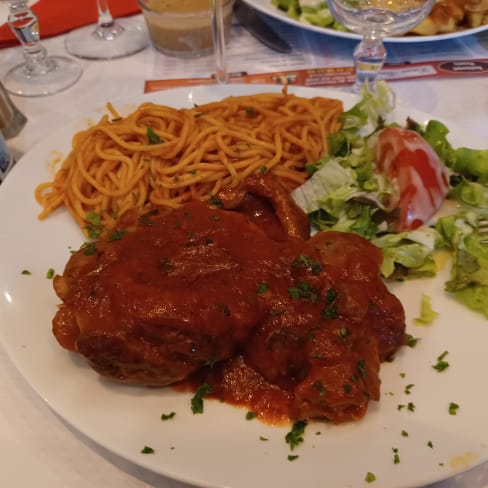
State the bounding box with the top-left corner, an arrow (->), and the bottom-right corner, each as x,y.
374,127 -> 450,231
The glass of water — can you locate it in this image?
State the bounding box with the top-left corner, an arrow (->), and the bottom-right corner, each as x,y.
1,0 -> 82,97
327,0 -> 434,91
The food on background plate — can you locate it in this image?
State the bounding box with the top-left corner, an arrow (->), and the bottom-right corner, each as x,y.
35,90 -> 343,231
272,0 -> 488,36
52,176 -> 406,424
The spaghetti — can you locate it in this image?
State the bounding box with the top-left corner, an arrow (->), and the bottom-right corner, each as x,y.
35,90 -> 343,229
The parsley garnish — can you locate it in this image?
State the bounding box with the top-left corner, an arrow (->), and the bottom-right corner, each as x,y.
357,359 -> 367,379
287,454 -> 299,461
401,430 -> 409,437
288,281 -> 318,303
161,412 -> 176,421
285,420 -> 307,451
312,380 -> 326,397
84,211 -> 104,238
141,445 -> 154,454
21,269 -> 31,275
404,384 -> 414,395
405,334 -> 420,348
147,127 -> 161,144
208,195 -> 223,208
109,229 -> 127,241
256,282 -> 269,294
81,242 -> 96,256
138,208 -> 159,226
392,447 -> 400,464
46,268 -> 55,279
294,254 -> 323,275
448,402 -> 459,415
321,304 -> 338,320
191,383 -> 213,414
427,440 -> 434,448
365,472 -> 376,483
433,351 -> 450,372
246,411 -> 257,420
246,106 -> 257,117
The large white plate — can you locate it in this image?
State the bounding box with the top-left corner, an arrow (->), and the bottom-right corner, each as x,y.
243,0 -> 488,43
0,84 -> 487,488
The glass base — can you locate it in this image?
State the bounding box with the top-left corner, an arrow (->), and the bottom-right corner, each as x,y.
65,19 -> 149,60
3,56 -> 83,97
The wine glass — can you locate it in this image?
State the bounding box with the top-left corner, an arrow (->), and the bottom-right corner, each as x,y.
1,0 -> 82,97
327,0 -> 435,91
65,0 -> 148,60
211,0 -> 227,83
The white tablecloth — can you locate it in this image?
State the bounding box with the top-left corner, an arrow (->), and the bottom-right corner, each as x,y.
1,12 -> 488,488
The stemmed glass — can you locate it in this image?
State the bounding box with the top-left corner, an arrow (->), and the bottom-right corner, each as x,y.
65,0 -> 148,60
1,0 -> 82,97
327,0 -> 434,91
211,0 -> 227,83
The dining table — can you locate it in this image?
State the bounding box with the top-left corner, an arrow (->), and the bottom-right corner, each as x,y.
1,2 -> 488,487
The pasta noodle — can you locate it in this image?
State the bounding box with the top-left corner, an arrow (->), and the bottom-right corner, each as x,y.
35,90 -> 343,230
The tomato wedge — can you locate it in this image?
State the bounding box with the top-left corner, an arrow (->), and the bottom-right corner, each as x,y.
374,127 -> 450,231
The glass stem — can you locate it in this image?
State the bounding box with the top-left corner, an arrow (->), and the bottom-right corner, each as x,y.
353,36 -> 386,91
6,0 -> 54,76
211,0 -> 227,84
94,0 -> 124,40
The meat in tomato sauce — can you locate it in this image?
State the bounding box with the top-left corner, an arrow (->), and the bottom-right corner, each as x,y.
52,176 -> 406,424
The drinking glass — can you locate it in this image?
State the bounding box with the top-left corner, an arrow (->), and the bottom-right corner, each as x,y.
211,0 -> 227,83
1,0 -> 82,97
327,0 -> 434,91
65,0 -> 148,60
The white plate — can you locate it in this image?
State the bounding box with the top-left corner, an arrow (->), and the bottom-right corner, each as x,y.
243,0 -> 488,43
0,84 -> 487,488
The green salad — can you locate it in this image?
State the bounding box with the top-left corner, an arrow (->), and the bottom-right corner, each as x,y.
292,82 -> 488,318
272,0 -> 346,31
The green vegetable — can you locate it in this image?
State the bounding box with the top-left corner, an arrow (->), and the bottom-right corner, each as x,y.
291,81 -> 488,317
191,383 -> 213,414
433,351 -> 450,372
413,294 -> 439,325
140,445 -> 154,454
285,419 -> 308,451
365,471 -> 376,483
147,127 -> 161,144
448,402 -> 460,415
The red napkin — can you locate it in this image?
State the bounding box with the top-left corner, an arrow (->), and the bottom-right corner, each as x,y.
0,0 -> 141,48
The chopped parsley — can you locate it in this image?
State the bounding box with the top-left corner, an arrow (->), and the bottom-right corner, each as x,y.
405,334 -> 420,348
161,412 -> 176,421
287,454 -> 299,461
433,351 -> 450,372
294,254 -> 323,275
427,440 -> 434,448
326,287 -> 338,304
256,282 -> 269,294
191,383 -> 213,414
365,472 -> 376,483
46,268 -> 55,279
147,127 -> 161,144
84,211 -> 104,238
288,281 -> 318,303
321,304 -> 338,320
81,241 -> 96,256
108,229 -> 128,241
208,195 -> 223,208
259,436 -> 269,441
312,380 -> 326,397
448,402 -> 459,415
246,106 -> 257,118
246,411 -> 257,420
404,384 -> 414,395
401,430 -> 409,437
392,447 -> 400,464
285,419 -> 307,451
140,445 -> 154,454
21,269 -> 31,275
357,359 -> 367,379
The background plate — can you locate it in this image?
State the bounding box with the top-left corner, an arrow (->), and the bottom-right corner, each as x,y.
0,84 -> 487,488
242,0 -> 488,43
